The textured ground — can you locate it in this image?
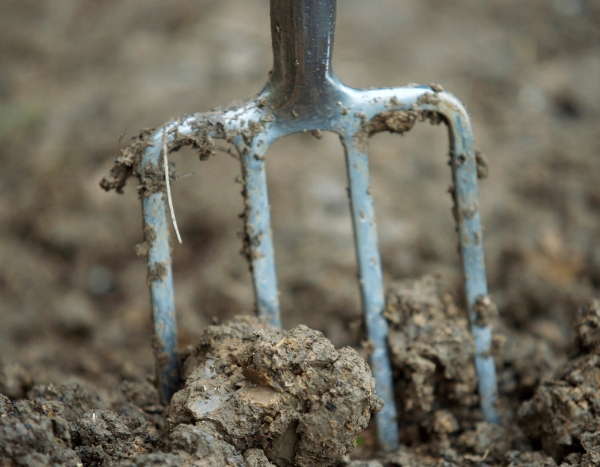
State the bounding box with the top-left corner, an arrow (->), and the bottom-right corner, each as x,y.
1,0 -> 599,465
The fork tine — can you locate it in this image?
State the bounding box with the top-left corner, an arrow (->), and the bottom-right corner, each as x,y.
344,135 -> 400,451
418,91 -> 500,424
141,127 -> 180,404
438,95 -> 500,424
236,134 -> 281,329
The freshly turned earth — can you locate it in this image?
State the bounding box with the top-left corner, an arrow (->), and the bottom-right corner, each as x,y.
1,288 -> 599,466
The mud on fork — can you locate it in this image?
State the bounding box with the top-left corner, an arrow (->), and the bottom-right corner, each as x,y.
101,0 -> 499,452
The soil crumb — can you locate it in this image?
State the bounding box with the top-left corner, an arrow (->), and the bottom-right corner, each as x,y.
170,316 -> 383,467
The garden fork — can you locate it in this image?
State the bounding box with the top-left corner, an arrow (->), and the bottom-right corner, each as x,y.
120,0 -> 499,452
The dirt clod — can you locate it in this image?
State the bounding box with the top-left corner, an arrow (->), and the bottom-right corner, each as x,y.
519,301 -> 600,464
367,111 -> 418,136
100,128 -> 156,194
576,300 -> 600,353
147,262 -> 167,284
169,422 -> 245,466
170,316 -> 382,467
474,294 -> 497,327
475,150 -> 489,179
384,276 -> 478,428
71,409 -> 159,466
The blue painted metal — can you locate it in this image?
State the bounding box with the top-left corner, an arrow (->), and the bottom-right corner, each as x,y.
135,0 -> 499,450
141,128 -> 180,404
344,134 -> 398,450
421,93 -> 500,424
236,134 -> 281,329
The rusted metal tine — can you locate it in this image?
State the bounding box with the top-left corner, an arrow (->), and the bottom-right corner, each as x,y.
139,0 -> 499,452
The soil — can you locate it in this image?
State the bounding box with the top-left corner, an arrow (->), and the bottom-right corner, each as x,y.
171,316 -> 382,467
1,0 -> 600,466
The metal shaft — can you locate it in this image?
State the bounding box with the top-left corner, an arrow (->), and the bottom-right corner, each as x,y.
269,0 -> 339,117
141,130 -> 180,404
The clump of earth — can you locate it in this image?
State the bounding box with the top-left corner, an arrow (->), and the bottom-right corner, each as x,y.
170,316 -> 383,467
369,275 -> 561,466
519,300 -> 600,466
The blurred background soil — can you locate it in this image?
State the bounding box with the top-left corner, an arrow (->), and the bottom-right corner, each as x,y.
0,0 -> 599,463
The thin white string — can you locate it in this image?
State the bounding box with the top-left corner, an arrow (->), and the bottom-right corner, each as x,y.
162,128 -> 182,244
